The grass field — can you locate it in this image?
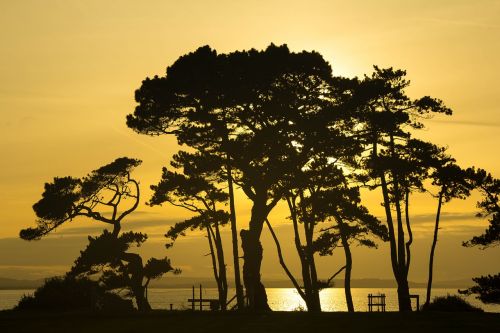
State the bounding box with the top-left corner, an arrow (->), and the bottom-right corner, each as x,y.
1,310 -> 499,333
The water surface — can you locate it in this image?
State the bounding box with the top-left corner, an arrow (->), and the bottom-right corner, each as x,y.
2,288 -> 498,312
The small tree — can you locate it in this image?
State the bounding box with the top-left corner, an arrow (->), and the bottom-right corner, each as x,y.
459,274 -> 500,304
149,151 -> 230,310
313,177 -> 388,312
69,230 -> 176,311
463,168 -> 500,248
460,169 -> 499,305
425,161 -> 472,306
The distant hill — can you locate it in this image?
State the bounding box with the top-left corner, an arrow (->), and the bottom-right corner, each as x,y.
0,277 -> 45,290
148,276 -> 472,289
0,276 -> 472,290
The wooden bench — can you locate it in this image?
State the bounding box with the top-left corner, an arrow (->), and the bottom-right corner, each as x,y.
368,293 -> 386,312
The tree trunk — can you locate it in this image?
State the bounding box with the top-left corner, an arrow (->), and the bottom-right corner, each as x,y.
304,221 -> 321,312
226,156 -> 244,310
214,221 -> 228,310
121,252 -> 151,311
376,136 -> 412,312
265,219 -> 307,305
287,197 -> 315,312
207,227 -> 224,309
425,190 -> 444,307
338,220 -> 354,312
112,223 -> 121,238
397,278 -> 412,311
240,196 -> 270,311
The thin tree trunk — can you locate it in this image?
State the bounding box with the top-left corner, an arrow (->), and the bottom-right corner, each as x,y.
405,190 -> 413,271
304,221 -> 321,312
206,227 -> 223,307
226,155 -> 244,310
265,219 -> 307,302
376,136 -> 411,312
337,218 -> 354,312
214,220 -> 228,310
287,197 -> 314,310
426,190 -> 444,307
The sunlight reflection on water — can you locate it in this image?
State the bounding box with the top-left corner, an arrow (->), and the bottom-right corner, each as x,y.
146,288 -> 499,312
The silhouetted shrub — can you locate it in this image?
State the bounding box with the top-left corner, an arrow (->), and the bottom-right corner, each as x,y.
15,276 -> 134,312
422,295 -> 483,312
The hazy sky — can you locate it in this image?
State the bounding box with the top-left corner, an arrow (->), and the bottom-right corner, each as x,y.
0,0 -> 499,283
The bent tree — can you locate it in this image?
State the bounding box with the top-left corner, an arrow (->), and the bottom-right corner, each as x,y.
69,230 -> 176,311
126,44 -> 334,310
20,157 -> 176,311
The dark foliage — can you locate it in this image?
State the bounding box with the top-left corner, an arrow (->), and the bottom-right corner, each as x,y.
463,168 -> 500,248
15,276 -> 134,312
459,274 -> 500,304
422,295 -> 483,312
20,157 -> 142,240
69,230 -> 177,311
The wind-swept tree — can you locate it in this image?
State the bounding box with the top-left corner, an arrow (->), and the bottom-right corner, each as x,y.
352,67 -> 452,311
149,151 -> 230,310
20,157 -> 142,240
69,230 -> 176,311
20,157 -> 177,311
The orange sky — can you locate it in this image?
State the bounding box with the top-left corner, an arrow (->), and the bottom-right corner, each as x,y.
0,0 -> 499,283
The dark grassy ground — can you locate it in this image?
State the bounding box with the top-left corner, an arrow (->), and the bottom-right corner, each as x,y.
1,310 -> 499,333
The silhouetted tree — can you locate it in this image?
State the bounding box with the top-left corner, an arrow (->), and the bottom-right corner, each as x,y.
20,157 -> 142,240
463,168 -> 500,248
69,230 -> 176,311
127,44 -> 335,310
352,67 -> 452,311
425,161 -> 472,306
311,168 -> 388,312
460,169 -> 499,306
459,274 -> 500,304
149,151 -> 229,310
20,158 -> 177,311
15,275 -> 134,312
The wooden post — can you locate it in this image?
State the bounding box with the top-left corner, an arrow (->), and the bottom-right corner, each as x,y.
192,285 -> 195,311
170,303 -> 173,311
199,284 -> 202,311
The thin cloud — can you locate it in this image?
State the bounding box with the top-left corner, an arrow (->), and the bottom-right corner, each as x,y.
427,118 -> 500,128
416,17 -> 499,29
409,211 -> 477,224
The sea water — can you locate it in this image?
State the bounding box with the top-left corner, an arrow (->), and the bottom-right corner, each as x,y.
2,288 -> 498,312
